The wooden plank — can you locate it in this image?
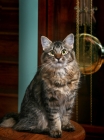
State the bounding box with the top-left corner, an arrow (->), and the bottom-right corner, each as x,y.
0,8 -> 18,33
0,63 -> 18,94
0,0 -> 19,40
1,0 -> 18,7
0,40 -> 18,62
0,93 -> 18,118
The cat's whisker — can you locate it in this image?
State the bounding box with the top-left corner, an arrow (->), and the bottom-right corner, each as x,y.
39,61 -> 52,74
40,62 -> 51,70
43,64 -> 55,74
38,63 -> 48,68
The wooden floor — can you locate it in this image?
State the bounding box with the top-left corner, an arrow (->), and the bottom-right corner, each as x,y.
0,121 -> 85,140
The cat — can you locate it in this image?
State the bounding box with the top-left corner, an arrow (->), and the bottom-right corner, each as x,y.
0,33 -> 80,138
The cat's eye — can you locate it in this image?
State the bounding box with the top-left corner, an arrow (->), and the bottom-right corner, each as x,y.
62,49 -> 68,55
48,50 -> 54,56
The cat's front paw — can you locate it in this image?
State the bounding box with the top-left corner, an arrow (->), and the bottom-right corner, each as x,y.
62,123 -> 75,132
49,129 -> 62,138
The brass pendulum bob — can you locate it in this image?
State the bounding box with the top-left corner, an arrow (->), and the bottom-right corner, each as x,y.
76,33 -> 104,75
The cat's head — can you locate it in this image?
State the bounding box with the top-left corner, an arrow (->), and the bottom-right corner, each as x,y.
41,33 -> 75,68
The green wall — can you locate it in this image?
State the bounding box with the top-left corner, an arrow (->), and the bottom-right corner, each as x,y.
19,0 -> 38,111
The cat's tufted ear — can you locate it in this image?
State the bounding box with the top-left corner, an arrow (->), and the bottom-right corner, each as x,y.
41,36 -> 52,51
63,33 -> 74,50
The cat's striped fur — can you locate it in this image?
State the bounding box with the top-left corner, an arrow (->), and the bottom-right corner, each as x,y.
0,34 -> 80,138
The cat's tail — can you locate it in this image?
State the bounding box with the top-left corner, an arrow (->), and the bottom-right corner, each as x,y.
0,113 -> 19,128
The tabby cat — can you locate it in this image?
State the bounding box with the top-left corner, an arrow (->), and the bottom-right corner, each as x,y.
0,33 -> 80,138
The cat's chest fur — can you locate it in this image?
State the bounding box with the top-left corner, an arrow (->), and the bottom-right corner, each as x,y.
42,68 -> 67,86
41,66 -> 78,115
41,64 -> 77,96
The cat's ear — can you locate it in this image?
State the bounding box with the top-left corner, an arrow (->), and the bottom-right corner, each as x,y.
41,36 -> 52,51
63,33 -> 74,50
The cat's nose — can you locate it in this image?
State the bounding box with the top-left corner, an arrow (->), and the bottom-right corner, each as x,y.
55,54 -> 62,60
